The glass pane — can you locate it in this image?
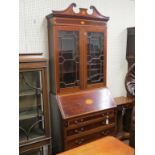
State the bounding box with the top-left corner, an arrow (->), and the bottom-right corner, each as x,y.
58,31 -> 80,88
20,145 -> 49,155
20,149 -> 42,155
87,32 -> 104,84
19,71 -> 45,143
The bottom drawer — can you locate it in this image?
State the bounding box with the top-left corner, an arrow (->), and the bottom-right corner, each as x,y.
65,127 -> 115,150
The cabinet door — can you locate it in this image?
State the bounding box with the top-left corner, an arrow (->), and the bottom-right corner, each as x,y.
56,28 -> 82,93
20,144 -> 49,155
19,70 -> 46,143
85,29 -> 106,88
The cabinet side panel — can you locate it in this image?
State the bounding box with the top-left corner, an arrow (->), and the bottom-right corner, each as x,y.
50,93 -> 63,154
48,26 -> 56,94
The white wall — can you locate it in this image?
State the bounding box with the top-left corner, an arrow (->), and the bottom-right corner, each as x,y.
19,0 -> 135,97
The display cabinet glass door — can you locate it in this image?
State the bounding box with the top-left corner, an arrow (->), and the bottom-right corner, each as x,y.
19,70 -> 45,143
58,31 -> 80,89
20,145 -> 49,155
87,32 -> 104,85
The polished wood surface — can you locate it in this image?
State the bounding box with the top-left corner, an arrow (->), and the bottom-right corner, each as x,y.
19,53 -> 47,63
115,96 -> 134,106
46,3 -> 109,22
57,136 -> 134,155
56,88 -> 117,150
57,88 -> 116,119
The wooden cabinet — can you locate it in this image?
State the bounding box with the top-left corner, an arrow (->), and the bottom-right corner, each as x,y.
57,88 -> 116,151
114,96 -> 134,140
19,54 -> 51,154
126,27 -> 135,68
47,3 -> 109,94
46,3 -> 116,153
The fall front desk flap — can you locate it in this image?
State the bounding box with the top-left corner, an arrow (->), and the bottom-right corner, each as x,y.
57,88 -> 116,119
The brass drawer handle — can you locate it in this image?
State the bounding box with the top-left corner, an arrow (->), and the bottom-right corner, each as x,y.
75,138 -> 84,145
106,118 -> 109,125
80,118 -> 84,122
74,119 -> 84,124
74,127 -> 84,133
74,120 -> 79,124
74,129 -> 79,133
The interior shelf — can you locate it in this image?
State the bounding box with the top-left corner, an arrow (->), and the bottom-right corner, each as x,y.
88,68 -> 100,71
19,89 -> 42,97
61,71 -> 77,74
19,110 -> 43,121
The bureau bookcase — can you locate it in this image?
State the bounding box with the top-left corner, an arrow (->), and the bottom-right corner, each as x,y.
46,3 -> 116,153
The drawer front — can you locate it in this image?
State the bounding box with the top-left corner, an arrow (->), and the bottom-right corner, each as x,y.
66,117 -> 115,136
65,127 -> 115,150
65,109 -> 115,128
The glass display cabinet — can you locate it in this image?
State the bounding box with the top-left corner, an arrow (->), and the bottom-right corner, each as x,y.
57,31 -> 104,90
20,144 -> 49,155
19,54 -> 51,155
47,3 -> 109,94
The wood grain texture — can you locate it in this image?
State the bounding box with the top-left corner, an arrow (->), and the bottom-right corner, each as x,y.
46,3 -> 109,22
114,96 -> 134,106
53,88 -> 117,151
19,53 -> 47,63
57,88 -> 116,119
57,136 -> 134,155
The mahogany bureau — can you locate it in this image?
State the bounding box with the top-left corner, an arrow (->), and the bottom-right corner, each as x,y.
52,88 -> 117,151
46,3 -> 116,153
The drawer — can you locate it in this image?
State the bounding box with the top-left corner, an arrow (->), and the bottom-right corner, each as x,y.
66,123 -> 115,141
65,109 -> 115,128
66,117 -> 115,136
65,127 -> 115,150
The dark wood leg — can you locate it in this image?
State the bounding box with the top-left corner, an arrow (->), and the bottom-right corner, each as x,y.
117,108 -> 130,140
